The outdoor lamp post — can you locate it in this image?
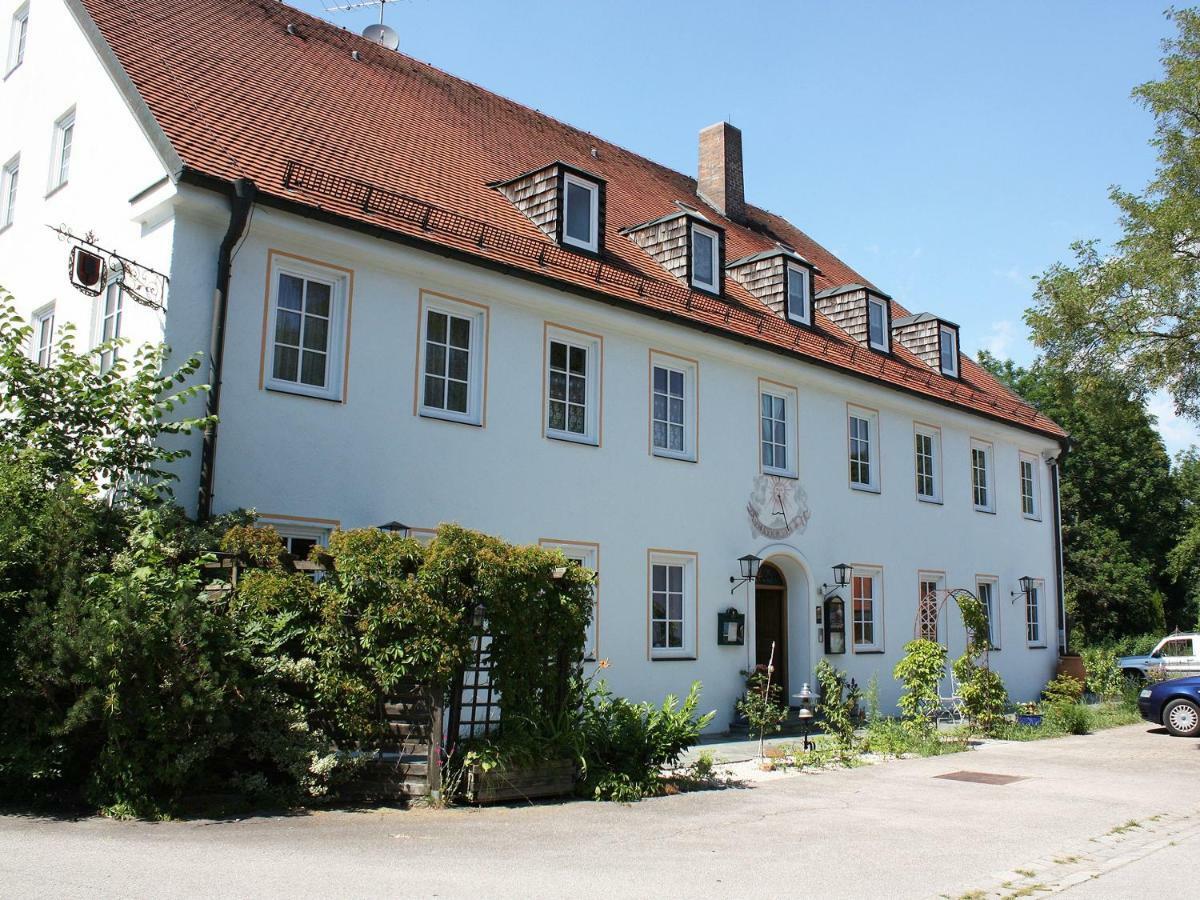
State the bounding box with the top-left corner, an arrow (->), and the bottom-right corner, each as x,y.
820,562 -> 853,596
729,553 -> 763,593
796,682 -> 815,752
377,521 -> 410,538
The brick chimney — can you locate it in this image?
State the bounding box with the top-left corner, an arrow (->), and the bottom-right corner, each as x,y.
698,122 -> 744,222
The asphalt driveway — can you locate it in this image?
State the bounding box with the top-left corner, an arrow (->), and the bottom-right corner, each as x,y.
2,724 -> 1197,899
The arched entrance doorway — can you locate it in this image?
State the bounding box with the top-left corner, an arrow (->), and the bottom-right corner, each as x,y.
755,562 -> 788,696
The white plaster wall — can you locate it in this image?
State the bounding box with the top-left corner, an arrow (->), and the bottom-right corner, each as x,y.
0,0 -> 173,365
203,202 -> 1062,727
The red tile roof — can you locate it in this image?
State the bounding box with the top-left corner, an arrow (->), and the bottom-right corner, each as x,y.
78,0 -> 1065,440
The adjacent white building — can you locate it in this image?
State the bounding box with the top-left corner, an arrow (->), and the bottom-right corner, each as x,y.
0,0 -> 1069,723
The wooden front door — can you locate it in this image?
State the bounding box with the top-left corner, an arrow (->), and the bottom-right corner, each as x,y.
755,563 -> 788,701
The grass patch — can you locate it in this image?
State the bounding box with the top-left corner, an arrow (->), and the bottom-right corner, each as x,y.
1006,883 -> 1050,898
1108,819 -> 1141,835
1052,855 -> 1082,865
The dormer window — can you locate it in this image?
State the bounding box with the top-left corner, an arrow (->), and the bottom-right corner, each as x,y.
867,295 -> 889,352
562,171 -> 599,253
492,161 -> 605,256
785,263 -> 811,326
939,324 -> 959,377
690,222 -> 720,293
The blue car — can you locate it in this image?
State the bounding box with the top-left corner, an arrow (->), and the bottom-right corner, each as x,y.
1139,675 -> 1200,737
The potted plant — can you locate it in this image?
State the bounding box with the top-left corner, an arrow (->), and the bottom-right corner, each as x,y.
1015,701 -> 1043,727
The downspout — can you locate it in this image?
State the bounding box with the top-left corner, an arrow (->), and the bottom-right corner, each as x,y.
1048,441 -> 1071,655
197,177 -> 256,521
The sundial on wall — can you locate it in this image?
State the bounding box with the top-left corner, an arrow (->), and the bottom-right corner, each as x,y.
747,474 -> 811,540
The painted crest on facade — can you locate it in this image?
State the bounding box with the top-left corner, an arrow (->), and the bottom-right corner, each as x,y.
747,474 -> 811,539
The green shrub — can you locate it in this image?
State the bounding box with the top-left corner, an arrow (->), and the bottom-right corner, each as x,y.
893,639 -> 947,736
815,660 -> 861,760
1045,702 -> 1093,735
579,680 -> 714,801
1081,646 -> 1125,700
737,665 -> 788,744
954,661 -> 1009,734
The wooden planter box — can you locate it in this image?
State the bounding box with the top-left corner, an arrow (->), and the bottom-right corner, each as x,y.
463,759 -> 577,804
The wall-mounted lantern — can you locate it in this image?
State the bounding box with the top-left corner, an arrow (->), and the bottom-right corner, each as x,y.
717,607 -> 745,645
820,561 -> 853,595
1011,574 -> 1034,602
728,553 -> 763,594
377,520 -> 411,538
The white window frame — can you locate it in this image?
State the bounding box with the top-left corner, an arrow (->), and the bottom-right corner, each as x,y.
6,3 -> 27,75
94,279 -> 123,374
971,438 -> 994,513
913,422 -> 942,503
867,295 -> 889,352
544,324 -> 601,445
1025,578 -> 1045,647
939,325 -> 959,377
48,107 -> 75,194
648,550 -> 697,660
848,404 -> 880,492
689,222 -> 720,293
649,350 -> 698,462
264,256 -> 350,402
851,565 -> 883,652
1,154 -> 17,229
1019,452 -> 1042,520
417,293 -> 488,425
561,172 -> 599,253
263,520 -> 333,580
541,539 -> 599,660
785,263 -> 811,326
31,303 -> 54,367
759,380 -> 798,478
976,576 -> 1000,650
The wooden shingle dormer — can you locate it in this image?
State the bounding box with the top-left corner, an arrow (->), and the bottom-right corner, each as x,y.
491,162 -> 606,256
622,208 -> 725,296
893,313 -> 961,378
814,284 -> 893,353
726,246 -> 821,326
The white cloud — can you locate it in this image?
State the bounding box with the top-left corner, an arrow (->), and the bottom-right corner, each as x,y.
1147,391 -> 1200,458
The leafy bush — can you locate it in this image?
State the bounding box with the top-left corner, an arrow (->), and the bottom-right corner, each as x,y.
954,660 -> 1009,734
893,639 -> 947,736
1081,646 -> 1125,699
737,665 -> 788,745
579,680 -> 714,801
1046,702 -> 1093,735
815,660 -> 861,759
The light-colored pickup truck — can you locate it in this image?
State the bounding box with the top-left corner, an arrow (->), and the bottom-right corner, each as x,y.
1119,633 -> 1200,680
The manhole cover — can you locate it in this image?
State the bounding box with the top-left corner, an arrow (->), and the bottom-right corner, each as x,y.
935,770 -> 1026,785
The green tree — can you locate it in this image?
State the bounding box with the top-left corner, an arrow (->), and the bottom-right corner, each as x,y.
1026,9 -> 1200,422
1168,448 -> 1200,626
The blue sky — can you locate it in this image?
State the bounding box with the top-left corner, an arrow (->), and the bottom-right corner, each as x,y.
294,0 -> 1197,454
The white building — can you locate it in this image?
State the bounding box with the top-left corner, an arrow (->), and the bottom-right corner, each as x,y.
0,0 -> 1069,722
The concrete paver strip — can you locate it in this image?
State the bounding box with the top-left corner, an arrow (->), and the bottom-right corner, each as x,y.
1,724 -> 1196,899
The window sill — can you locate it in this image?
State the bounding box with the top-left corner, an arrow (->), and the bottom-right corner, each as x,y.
689,281 -> 721,297
265,384 -> 343,404
651,654 -> 698,662
853,647 -> 885,654
652,449 -> 697,463
867,343 -> 890,355
419,408 -> 483,428
1022,514 -> 1043,523
763,468 -> 798,480
973,506 -> 997,515
3,63 -> 20,82
850,484 -> 880,494
44,181 -> 69,200
0,222 -> 12,237
917,496 -> 943,505
561,237 -> 601,256
1027,644 -> 1048,650
547,430 -> 599,447
787,313 -> 812,328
